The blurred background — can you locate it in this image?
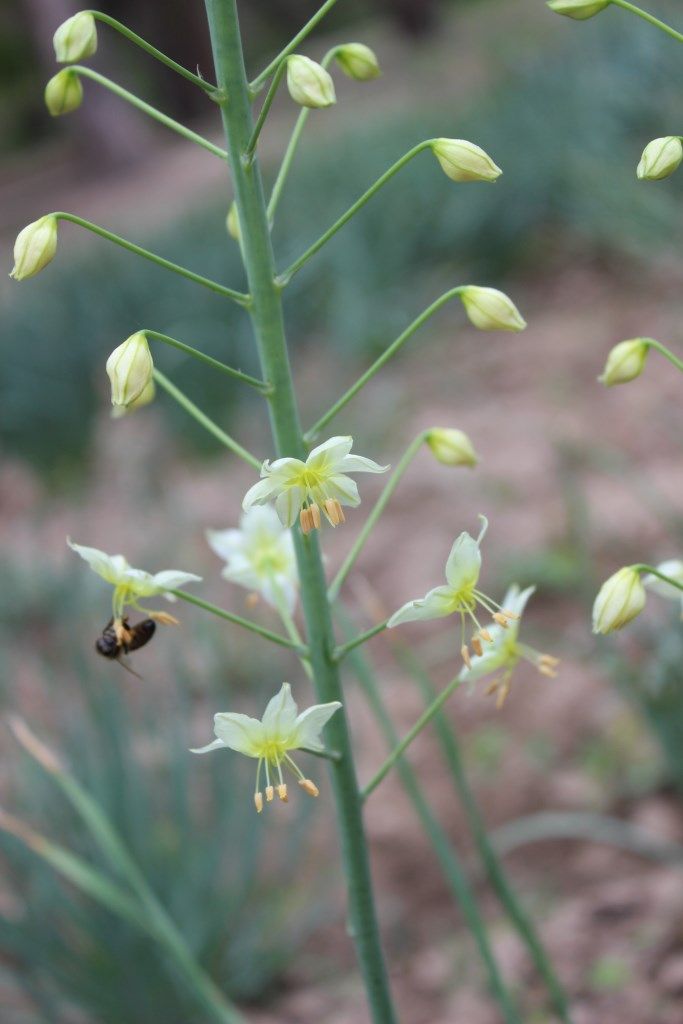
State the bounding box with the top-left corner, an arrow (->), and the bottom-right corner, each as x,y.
2,0 -> 683,1021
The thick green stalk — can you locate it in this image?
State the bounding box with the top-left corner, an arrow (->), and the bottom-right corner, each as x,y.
171,588 -> 307,652
203,3 -> 397,1021
145,330 -> 267,388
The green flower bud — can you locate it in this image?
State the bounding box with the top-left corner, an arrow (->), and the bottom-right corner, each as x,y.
10,215 -> 58,281
598,339 -> 649,386
546,0 -> 610,19
592,567 -> 646,634
636,136 -> 683,181
286,55 -> 336,109
45,69 -> 83,116
431,139 -> 502,183
226,202 -> 241,241
335,43 -> 381,81
460,286 -> 526,332
53,12 -> 98,63
425,428 -> 478,467
106,332 -> 155,418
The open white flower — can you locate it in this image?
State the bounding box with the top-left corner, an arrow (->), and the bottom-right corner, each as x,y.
68,539 -> 201,627
388,516 -> 519,667
243,436 -> 389,534
192,682 -> 341,812
206,506 -> 298,612
644,560 -> 683,619
459,585 -> 559,707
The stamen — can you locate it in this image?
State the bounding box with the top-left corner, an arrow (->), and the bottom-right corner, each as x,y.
299,778 -> 319,798
323,498 -> 345,526
479,627 -> 493,643
471,635 -> 483,657
539,654 -> 560,668
310,503 -> 321,530
300,508 -> 313,534
461,643 -> 472,669
538,664 -> 557,678
254,792 -> 263,813
496,679 -> 511,709
500,608 -> 520,621
114,618 -> 129,645
148,610 -> 180,627
492,612 -> 510,628
246,592 -> 260,609
277,783 -> 288,802
265,785 -> 274,802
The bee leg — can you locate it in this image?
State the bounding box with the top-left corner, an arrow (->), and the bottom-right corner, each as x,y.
116,657 -> 143,681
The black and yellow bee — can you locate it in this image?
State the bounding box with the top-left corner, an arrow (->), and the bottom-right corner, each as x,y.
96,616 -> 156,675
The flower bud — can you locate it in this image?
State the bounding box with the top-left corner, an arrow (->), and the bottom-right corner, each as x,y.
425,428 -> 478,467
460,286 -> 526,332
10,215 -> 58,281
45,70 -> 83,116
106,332 -> 155,418
53,12 -> 98,63
592,567 -> 646,634
335,43 -> 381,81
431,139 -> 502,183
598,339 -> 649,386
546,0 -> 610,19
226,202 -> 241,241
636,136 -> 683,181
286,55 -> 336,109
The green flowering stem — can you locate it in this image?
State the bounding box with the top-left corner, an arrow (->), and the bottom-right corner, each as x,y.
244,60 -> 288,161
250,0 -> 341,91
170,587 -> 309,653
67,67 -> 228,159
328,431 -> 427,601
632,564 -> 683,591
270,579 -> 314,679
144,330 -> 268,390
205,2 -> 397,1018
54,213 -> 249,305
279,140 -> 434,284
341,631 -> 522,1024
267,46 -> 339,222
152,369 -> 262,468
85,11 -> 217,93
396,648 -> 572,1024
333,619 -> 390,660
610,0 -> 683,44
305,289 -> 465,441
644,338 -> 683,374
362,673 -> 463,799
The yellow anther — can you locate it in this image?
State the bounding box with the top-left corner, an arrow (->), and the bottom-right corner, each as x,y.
114,618 -> 131,645
495,680 -> 511,709
539,654 -> 560,668
461,643 -> 472,669
149,610 -> 180,626
479,627 -> 493,643
245,592 -> 260,609
265,785 -> 274,802
310,503 -> 321,530
471,635 -> 483,657
300,508 -> 312,534
254,792 -> 263,814
492,612 -> 509,628
485,678 -> 499,697
323,498 -> 346,526
501,608 -> 520,620
299,778 -> 319,798
277,783 -> 288,802
538,664 -> 557,678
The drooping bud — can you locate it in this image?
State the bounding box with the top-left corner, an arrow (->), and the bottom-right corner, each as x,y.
425,428 -> 478,467
53,12 -> 98,63
106,332 -> 155,418
286,55 -> 336,109
226,202 -> 241,241
546,0 -> 610,19
460,286 -> 526,332
598,339 -> 649,386
10,215 -> 58,281
592,567 -> 646,634
431,139 -> 502,183
636,137 -> 683,181
45,69 -> 83,116
335,43 -> 381,81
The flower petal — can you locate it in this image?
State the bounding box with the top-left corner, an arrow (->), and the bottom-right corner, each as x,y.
190,738 -> 226,755
444,532 -> 482,591
262,682 -> 299,738
67,538 -> 128,584
387,585 -> 456,626
644,560 -> 683,600
324,474 -> 361,507
275,486 -> 304,527
307,436 -> 353,469
337,454 -> 390,474
212,713 -> 265,756
460,645 -> 509,683
206,528 -> 244,561
293,701 -> 342,751
152,570 -> 202,592
243,477 -> 278,510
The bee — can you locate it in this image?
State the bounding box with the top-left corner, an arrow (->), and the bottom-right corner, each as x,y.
96,616 -> 156,676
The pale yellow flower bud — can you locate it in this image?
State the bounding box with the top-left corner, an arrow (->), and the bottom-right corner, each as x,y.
425,428 -> 478,467
45,69 -> 83,116
335,43 -> 381,81
460,286 -> 526,332
431,139 -> 502,183
53,12 -> 98,63
592,567 -> 646,634
226,202 -> 241,241
10,215 -> 58,281
106,332 -> 155,418
286,55 -> 336,109
598,339 -> 649,386
546,0 -> 610,19
636,137 -> 683,181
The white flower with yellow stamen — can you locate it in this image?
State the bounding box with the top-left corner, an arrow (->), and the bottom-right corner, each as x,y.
206,506 -> 298,612
458,585 -> 559,708
68,539 -> 201,630
644,560 -> 683,619
191,682 -> 341,812
243,436 -> 389,534
387,516 -> 518,667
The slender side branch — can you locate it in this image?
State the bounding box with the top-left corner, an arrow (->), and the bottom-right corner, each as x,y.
645,338 -> 683,374
632,564 -> 683,592
611,0 -> 683,44
251,0 -> 341,90
362,673 -> 463,799
54,213 -> 250,305
305,285 -> 465,441
144,330 -> 268,390
69,67 -> 228,159
171,588 -> 308,653
153,369 -> 262,468
279,141 -> 434,283
328,432 -> 427,601
245,60 -> 288,160
85,11 -> 218,92
333,619 -> 390,661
